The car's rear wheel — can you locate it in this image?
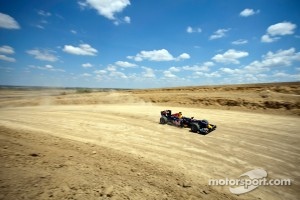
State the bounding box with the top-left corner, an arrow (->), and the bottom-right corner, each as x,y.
160,116 -> 168,124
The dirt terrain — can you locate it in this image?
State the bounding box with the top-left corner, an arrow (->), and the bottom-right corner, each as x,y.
0,82 -> 299,200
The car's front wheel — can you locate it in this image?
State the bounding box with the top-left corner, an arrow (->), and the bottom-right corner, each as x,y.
191,123 -> 200,133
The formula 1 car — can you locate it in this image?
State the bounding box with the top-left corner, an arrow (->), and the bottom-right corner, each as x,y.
160,110 -> 217,134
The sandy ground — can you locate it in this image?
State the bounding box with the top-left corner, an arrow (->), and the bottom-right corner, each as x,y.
0,83 -> 299,200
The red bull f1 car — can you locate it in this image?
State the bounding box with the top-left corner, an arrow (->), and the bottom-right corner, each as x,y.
159,110 -> 217,135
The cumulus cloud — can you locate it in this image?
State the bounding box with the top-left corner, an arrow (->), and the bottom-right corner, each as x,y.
182,65 -> 209,72
106,65 -> 117,71
128,49 -> 190,62
0,45 -> 16,62
232,39 -> 248,45
0,13 -> 20,29
80,0 -> 131,24
169,66 -> 180,72
267,22 -> 296,36
94,69 -> 107,74
216,48 -> 300,82
177,53 -> 190,61
163,71 -> 177,78
0,45 -> 14,54
245,48 -> 300,71
63,44 -> 98,56
220,67 -> 243,74
27,49 -> 59,62
182,62 -> 214,72
186,26 -> 202,33
261,34 -> 279,43
209,29 -> 230,40
0,55 -> 16,62
123,16 -> 131,23
95,64 -> 128,79
212,49 -> 249,64
82,63 -> 93,68
115,61 -> 137,67
113,16 -> 131,25
142,67 -> 155,78
109,71 -> 127,79
239,8 -> 259,17
261,22 -> 297,43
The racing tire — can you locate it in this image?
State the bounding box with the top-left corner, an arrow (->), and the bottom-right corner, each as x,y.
191,123 -> 200,133
160,116 -> 168,124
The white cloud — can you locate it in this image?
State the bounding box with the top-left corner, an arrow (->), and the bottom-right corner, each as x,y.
169,67 -> 180,72
27,49 -> 59,62
37,10 -> 51,17
0,45 -> 16,62
0,55 -> 16,62
78,1 -> 88,9
113,15 -> 131,25
232,39 -> 248,45
0,45 -> 14,54
163,71 -> 177,78
261,34 -> 279,43
182,62 -> 214,72
220,67 -> 243,75
177,53 -> 190,60
142,67 -> 155,78
81,0 -> 130,21
239,8 -> 259,17
271,72 -> 300,81
94,70 -> 107,74
203,61 -> 215,67
106,65 -> 117,71
81,73 -> 92,77
71,30 -> 77,34
131,49 -> 172,61
212,49 -> 249,64
82,63 -> 93,68
205,71 -> 221,78
267,22 -> 296,36
35,24 -> 45,29
129,49 -> 190,62
29,64 -> 65,72
186,26 -> 202,33
97,64 -> 128,79
115,61 -> 137,67
63,44 -> 98,56
109,71 -> 127,79
182,65 -> 210,72
261,22 -> 297,43
0,13 -> 20,29
124,16 -> 130,23
209,29 -> 230,40
245,48 -> 300,70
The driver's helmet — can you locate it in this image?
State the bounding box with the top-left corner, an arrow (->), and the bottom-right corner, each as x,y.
201,119 -> 209,127
178,112 -> 183,118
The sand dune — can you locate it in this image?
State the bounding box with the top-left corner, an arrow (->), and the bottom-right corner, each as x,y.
0,83 -> 299,199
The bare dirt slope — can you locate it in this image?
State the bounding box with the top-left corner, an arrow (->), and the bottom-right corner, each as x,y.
1,82 -> 299,115
129,82 -> 300,116
0,83 -> 299,199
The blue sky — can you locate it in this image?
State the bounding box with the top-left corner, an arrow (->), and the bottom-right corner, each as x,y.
0,0 -> 299,88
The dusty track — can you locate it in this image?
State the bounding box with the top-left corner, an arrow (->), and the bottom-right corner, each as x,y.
0,103 -> 299,199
